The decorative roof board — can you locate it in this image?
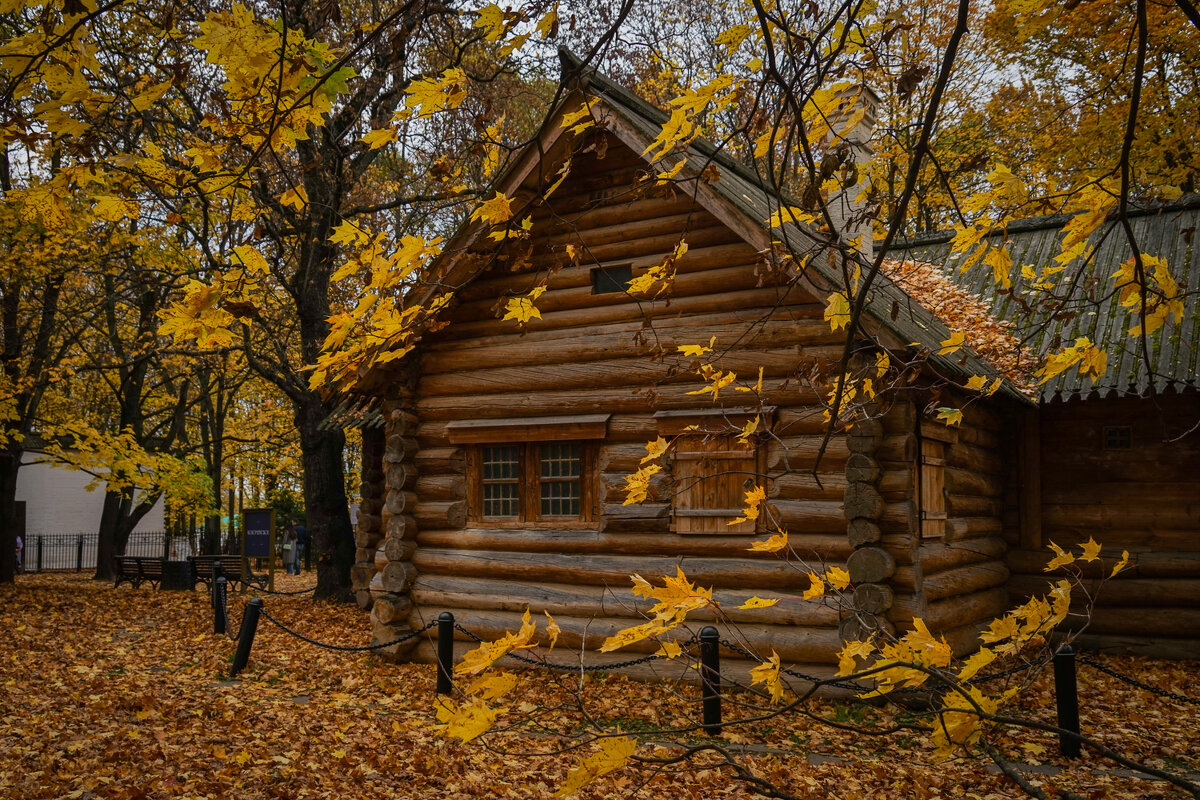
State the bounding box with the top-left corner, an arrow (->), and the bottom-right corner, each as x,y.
890,196 -> 1200,401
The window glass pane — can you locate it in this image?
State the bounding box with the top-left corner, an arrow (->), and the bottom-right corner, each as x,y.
483,446 -> 520,479
483,483 -> 520,517
540,444 -> 581,516
591,265 -> 632,295
482,446 -> 520,517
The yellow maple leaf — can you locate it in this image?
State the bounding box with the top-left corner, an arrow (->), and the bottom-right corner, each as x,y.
1079,537 -> 1102,562
749,651 -> 785,703
737,596 -> 780,610
231,244 -> 269,274
555,737 -> 636,798
936,407 -> 964,426
544,611 -> 561,650
714,23 -> 753,52
747,530 -> 788,553
766,205 -> 817,229
471,191 -> 514,226
938,331 -> 966,355
728,485 -> 766,525
1043,541 -> 1076,572
93,195 -> 139,222
465,672 -> 519,701
362,128 -> 397,150
501,285 -> 547,326
130,78 -> 172,112
956,647 -> 997,681
836,639 -> 875,676
655,641 -> 682,659
824,566 -> 851,591
473,2 -> 509,41
279,185 -> 308,211
802,573 -> 825,601
824,291 -> 851,332
677,337 -> 715,357
455,609 -> 536,676
640,437 -> 669,464
535,7 -> 558,39
434,696 -> 500,743
1110,550 -> 1131,578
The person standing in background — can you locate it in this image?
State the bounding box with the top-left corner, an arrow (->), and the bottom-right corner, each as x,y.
292,518 -> 308,572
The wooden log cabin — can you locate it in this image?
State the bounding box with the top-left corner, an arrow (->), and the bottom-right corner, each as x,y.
348,52 -> 1196,681
896,197 -> 1200,659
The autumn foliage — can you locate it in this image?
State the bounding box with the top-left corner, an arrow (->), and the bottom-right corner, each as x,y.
2,573 -> 1199,799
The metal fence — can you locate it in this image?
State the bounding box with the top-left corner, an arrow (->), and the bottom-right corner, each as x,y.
21,531 -> 200,573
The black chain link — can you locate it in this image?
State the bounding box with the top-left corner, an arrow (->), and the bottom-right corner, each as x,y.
259,607 -> 438,652
452,622 -> 688,672
1077,653 -> 1200,706
257,585 -> 317,596
719,637 -> 1032,693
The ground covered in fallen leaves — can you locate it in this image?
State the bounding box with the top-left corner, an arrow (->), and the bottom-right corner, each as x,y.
2,573 -> 1198,799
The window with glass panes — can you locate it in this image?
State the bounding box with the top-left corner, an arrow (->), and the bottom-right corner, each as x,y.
481,446 -> 521,517
469,442 -> 593,524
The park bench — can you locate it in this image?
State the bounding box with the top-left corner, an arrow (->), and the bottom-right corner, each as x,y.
190,555 -> 268,591
113,556 -> 165,589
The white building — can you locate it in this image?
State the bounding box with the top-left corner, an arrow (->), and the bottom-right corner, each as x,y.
16,455 -> 165,535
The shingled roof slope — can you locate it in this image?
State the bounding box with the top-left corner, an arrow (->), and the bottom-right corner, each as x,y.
559,50 -> 1032,404
889,196 -> 1200,401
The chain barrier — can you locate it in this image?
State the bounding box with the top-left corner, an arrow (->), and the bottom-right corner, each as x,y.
452,622 -> 689,673
719,637 -> 1034,694
1077,653 -> 1200,706
259,607 -> 438,652
257,585 -> 317,596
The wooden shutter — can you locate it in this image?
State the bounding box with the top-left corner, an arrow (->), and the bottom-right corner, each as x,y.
672,435 -> 758,534
919,439 -> 947,538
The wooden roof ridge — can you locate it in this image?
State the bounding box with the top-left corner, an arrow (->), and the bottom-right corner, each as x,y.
367,49 -> 1033,405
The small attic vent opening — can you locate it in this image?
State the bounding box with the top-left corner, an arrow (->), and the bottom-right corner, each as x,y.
1103,425 -> 1132,450
591,264 -> 632,295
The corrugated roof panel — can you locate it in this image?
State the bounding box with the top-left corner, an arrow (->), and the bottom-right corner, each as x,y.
892,198 -> 1200,401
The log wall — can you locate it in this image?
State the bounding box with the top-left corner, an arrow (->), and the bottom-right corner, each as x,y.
1005,389 -> 1200,658
879,395 -> 1012,656
378,134 -> 860,674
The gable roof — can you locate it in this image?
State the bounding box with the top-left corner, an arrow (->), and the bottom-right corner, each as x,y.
384,50 -> 1032,405
890,196 -> 1200,401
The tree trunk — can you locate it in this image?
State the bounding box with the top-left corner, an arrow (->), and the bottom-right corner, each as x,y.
0,449 -> 19,583
296,396 -> 354,600
94,487 -> 161,581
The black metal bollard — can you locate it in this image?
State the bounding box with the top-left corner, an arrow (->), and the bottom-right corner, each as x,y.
700,626 -> 722,736
436,612 -> 455,696
211,562 -> 224,609
214,577 -> 229,635
76,535 -> 84,572
36,537 -> 42,572
1054,644 -> 1081,758
230,598 -> 263,678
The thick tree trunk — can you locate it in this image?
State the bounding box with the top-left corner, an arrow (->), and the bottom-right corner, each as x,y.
0,449 -> 19,583
94,487 -> 160,581
296,396 -> 355,600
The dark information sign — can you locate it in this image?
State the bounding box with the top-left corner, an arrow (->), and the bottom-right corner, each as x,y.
243,508 -> 274,558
